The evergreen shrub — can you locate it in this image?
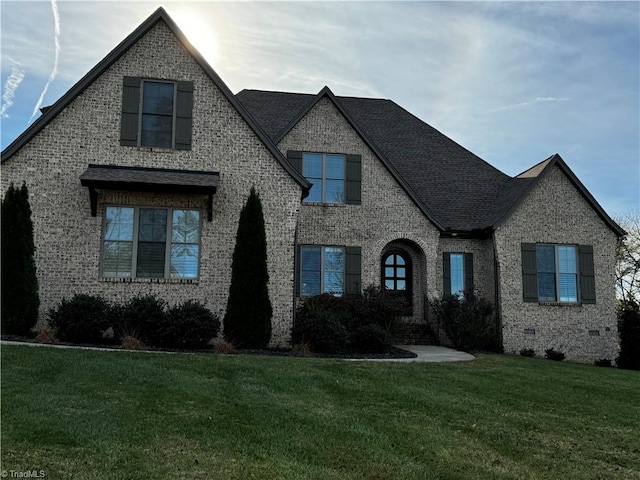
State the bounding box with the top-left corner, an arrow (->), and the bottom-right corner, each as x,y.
1,183 -> 39,335
48,294 -> 111,344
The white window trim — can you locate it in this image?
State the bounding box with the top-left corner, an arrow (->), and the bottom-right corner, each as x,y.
101,205 -> 202,280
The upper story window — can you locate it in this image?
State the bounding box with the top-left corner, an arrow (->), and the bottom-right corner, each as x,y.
303,153 -> 345,203
286,151 -> 362,205
141,81 -> 175,148
120,77 -> 193,150
102,206 -> 201,279
521,243 -> 596,304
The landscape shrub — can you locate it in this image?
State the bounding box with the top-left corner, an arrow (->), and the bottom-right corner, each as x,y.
349,285 -> 410,331
520,348 -> 536,357
113,295 -> 167,346
212,339 -> 237,354
616,299 -> 640,370
594,358 -> 612,368
157,300 -> 220,349
1,182 -> 39,336
48,294 -> 111,344
292,286 -> 408,354
224,187 -> 272,349
430,295 -> 500,352
544,348 -> 565,361
291,309 -> 349,353
34,326 -> 58,344
121,335 -> 146,350
349,323 -> 393,353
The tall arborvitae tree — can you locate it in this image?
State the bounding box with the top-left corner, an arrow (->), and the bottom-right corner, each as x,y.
1,183 -> 40,335
224,187 -> 272,348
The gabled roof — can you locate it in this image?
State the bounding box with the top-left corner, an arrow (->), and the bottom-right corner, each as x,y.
238,89 -> 625,237
492,154 -> 626,236
1,8 -> 310,195
238,88 -> 510,232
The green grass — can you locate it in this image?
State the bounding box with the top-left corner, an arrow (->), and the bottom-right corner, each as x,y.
1,345 -> 639,479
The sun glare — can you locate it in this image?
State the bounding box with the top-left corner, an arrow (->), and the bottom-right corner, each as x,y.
173,10 -> 220,66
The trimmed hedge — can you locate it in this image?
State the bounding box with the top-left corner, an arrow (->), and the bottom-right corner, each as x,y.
47,294 -> 219,349
292,286 -> 407,354
48,294 -> 111,344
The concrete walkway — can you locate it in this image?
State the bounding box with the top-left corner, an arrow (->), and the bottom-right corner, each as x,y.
1,340 -> 474,363
354,345 -> 476,363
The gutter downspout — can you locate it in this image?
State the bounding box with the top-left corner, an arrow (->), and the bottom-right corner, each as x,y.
492,230 -> 503,348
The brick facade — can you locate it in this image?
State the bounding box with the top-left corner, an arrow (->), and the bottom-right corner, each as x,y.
277,97 -> 440,321
1,12 -> 621,361
495,165 -> 619,362
0,22 -> 303,346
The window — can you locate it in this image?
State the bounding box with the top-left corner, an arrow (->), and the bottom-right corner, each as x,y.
443,252 -> 473,298
300,246 -> 345,296
521,243 -> 595,304
120,77 -> 193,150
382,251 -> 412,301
303,153 -> 345,203
141,81 -> 175,148
536,244 -> 577,302
287,151 -> 362,205
103,206 -> 200,279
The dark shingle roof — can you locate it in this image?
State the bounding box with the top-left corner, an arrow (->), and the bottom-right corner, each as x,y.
79,164 -> 219,192
237,89 -> 511,232
237,89 -> 625,237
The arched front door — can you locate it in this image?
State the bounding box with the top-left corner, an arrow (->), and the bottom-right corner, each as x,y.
381,250 -> 412,303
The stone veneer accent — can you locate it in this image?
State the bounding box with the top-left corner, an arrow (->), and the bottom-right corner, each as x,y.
0,22 -> 303,346
494,165 -> 618,362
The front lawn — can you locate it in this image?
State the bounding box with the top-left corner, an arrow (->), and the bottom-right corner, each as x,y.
1,344 -> 639,479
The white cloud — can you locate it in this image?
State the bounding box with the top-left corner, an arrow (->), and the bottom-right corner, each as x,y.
1,62 -> 26,118
29,0 -> 61,121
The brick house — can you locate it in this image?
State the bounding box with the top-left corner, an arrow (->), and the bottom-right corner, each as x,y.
1,8 -> 625,362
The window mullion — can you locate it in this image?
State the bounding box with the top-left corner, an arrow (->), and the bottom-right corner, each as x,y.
322,154 -> 327,203
164,208 -> 172,278
131,207 -> 140,277
553,245 -> 561,302
320,247 -> 325,293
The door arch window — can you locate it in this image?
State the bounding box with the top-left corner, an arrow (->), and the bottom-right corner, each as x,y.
382,250 -> 412,301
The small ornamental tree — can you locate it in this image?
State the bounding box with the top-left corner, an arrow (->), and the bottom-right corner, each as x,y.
224,187 -> 272,348
1,183 -> 40,335
617,299 -> 640,370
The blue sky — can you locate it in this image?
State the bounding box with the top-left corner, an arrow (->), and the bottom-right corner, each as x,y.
2,1 -> 638,216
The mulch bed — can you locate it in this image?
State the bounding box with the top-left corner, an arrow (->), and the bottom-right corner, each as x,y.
1,335 -> 417,359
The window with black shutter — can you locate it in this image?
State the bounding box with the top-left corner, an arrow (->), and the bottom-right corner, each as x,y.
120,77 -> 193,150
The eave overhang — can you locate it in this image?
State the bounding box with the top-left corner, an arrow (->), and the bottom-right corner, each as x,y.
79,164 -> 219,221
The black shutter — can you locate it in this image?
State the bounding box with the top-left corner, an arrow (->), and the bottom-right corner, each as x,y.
522,243 -> 538,302
287,151 -> 303,174
345,246 -> 361,296
175,81 -> 193,150
443,253 -> 451,296
464,253 -> 474,298
345,154 -> 362,205
120,77 -> 141,146
579,245 -> 596,304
